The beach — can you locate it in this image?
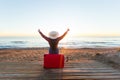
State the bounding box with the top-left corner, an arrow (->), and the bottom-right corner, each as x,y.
0,47 -> 120,62
1,47 -> 120,79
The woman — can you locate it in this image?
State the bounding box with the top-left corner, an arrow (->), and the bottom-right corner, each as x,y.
38,28 -> 69,54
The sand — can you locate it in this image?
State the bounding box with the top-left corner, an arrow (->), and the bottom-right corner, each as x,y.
0,47 -> 120,62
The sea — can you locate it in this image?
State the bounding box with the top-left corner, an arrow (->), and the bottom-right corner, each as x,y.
0,36 -> 120,49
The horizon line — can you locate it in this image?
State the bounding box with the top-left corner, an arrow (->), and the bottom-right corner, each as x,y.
0,35 -> 120,37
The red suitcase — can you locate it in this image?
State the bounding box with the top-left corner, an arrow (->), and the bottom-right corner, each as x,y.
44,54 -> 64,68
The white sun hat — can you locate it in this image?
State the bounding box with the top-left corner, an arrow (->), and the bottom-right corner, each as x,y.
49,31 -> 59,39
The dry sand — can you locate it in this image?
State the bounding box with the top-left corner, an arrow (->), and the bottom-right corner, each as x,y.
0,48 -> 120,62
0,47 -> 120,62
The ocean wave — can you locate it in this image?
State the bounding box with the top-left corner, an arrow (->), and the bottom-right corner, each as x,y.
11,41 -> 27,44
60,42 -> 82,45
83,41 -> 111,44
0,45 -> 19,49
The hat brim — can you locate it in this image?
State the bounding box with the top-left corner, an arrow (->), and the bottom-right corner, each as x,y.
49,36 -> 58,39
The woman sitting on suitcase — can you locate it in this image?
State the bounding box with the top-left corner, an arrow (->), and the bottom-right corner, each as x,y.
38,28 -> 69,54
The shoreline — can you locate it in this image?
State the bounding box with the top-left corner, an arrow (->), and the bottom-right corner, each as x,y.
0,46 -> 120,50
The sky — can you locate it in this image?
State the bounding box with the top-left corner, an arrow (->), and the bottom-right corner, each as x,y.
0,0 -> 120,37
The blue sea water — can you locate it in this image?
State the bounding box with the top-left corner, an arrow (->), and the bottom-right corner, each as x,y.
0,36 -> 120,49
